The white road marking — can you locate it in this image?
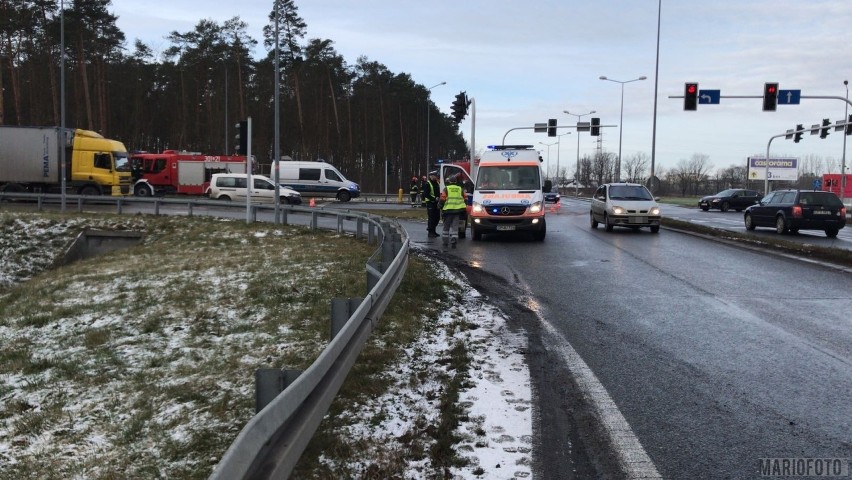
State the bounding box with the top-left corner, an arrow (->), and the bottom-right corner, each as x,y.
539,319 -> 663,479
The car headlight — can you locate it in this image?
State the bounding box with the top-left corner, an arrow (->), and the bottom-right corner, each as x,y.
472,202 -> 484,213
649,206 -> 660,216
711,198 -> 720,203
612,206 -> 625,215
529,201 -> 543,214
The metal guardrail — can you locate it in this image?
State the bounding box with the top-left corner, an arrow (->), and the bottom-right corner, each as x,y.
0,192 -> 409,479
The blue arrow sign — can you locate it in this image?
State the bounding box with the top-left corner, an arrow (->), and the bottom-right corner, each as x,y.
698,90 -> 720,104
778,89 -> 801,105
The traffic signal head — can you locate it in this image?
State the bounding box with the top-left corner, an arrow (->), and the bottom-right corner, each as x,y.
451,92 -> 469,123
762,82 -> 778,112
820,118 -> 830,139
235,120 -> 248,154
590,117 -> 600,136
684,82 -> 698,111
547,119 -> 557,137
847,114 -> 852,136
794,124 -> 803,143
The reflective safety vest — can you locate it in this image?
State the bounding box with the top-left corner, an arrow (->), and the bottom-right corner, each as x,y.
409,182 -> 419,194
442,184 -> 466,212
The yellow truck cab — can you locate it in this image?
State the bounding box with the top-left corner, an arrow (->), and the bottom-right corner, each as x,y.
71,129 -> 132,196
469,145 -> 549,241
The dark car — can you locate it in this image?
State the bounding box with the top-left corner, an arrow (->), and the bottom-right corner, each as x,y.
544,190 -> 560,204
698,188 -> 761,212
743,190 -> 846,237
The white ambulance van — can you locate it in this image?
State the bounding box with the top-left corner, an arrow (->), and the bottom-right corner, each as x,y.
469,145 -> 549,241
270,159 -> 360,202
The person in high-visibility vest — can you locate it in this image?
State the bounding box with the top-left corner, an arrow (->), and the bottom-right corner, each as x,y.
409,176 -> 420,207
439,174 -> 467,248
424,172 -> 441,237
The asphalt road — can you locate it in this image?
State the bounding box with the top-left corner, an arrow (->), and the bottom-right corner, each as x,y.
401,198 -> 852,479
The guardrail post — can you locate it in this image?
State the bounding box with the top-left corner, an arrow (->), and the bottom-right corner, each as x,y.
337,215 -> 345,233
356,217 -> 364,240
117,198 -> 123,215
188,202 -> 194,217
330,297 -> 363,340
154,199 -> 160,216
381,238 -> 394,272
250,206 -> 257,223
310,211 -> 319,230
77,198 -> 83,212
255,369 -> 302,413
36,196 -> 44,211
367,222 -> 376,244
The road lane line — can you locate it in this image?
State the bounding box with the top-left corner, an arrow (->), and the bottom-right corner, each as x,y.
539,320 -> 663,479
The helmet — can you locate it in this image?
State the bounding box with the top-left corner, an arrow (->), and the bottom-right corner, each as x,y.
411,176 -> 418,181
428,171 -> 438,177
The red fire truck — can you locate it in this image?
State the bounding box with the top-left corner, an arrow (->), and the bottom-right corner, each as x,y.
130,150 -> 249,197
822,173 -> 852,200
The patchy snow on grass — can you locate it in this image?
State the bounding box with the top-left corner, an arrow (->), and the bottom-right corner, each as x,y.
0,212 -> 534,479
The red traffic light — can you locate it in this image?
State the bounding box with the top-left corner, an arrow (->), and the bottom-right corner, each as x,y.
762,82 -> 779,111
684,82 -> 699,111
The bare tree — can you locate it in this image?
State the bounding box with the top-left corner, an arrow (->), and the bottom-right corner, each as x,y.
622,152 -> 649,183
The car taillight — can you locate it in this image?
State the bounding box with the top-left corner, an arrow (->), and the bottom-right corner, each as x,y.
792,205 -> 802,217
842,207 -> 847,217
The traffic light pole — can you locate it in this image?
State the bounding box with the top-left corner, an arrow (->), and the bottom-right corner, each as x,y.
763,120 -> 852,195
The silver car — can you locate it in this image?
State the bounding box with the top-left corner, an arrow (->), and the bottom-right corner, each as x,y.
590,183 -> 661,233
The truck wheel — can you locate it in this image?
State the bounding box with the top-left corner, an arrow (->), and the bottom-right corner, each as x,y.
134,183 -> 152,197
80,185 -> 100,196
337,190 -> 351,202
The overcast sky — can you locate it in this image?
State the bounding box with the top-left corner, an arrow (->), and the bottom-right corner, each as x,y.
111,0 -> 852,176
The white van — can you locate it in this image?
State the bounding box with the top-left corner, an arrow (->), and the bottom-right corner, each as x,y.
469,145 -> 548,241
269,160 -> 360,202
206,173 -> 302,204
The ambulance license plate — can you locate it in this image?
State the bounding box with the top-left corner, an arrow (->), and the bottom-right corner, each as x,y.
497,225 -> 516,231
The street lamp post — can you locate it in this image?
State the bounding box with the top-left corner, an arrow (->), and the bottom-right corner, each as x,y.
539,141 -> 556,178
555,132 -> 571,189
842,80 -> 849,203
426,81 -> 446,176
599,76 -> 647,182
563,110 -> 595,195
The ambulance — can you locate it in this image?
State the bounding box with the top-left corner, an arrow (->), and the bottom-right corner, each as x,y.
469,145 -> 549,241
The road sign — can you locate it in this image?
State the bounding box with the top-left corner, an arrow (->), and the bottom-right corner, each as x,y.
748,157 -> 798,181
777,89 -> 801,105
534,123 -> 547,133
577,121 -> 590,132
698,90 -> 720,104
813,179 -> 822,190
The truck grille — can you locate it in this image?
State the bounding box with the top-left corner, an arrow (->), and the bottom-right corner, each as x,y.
485,205 -> 527,216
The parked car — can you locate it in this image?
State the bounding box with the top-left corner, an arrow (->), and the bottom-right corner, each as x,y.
590,183 -> 661,233
743,189 -> 846,237
698,189 -> 761,212
206,173 -> 302,205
